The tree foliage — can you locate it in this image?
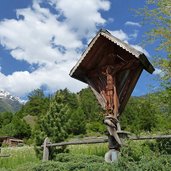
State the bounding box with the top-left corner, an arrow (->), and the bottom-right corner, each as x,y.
120,92 -> 171,134
41,90 -> 70,142
138,0 -> 171,82
0,115 -> 31,139
133,0 -> 171,135
79,88 -> 103,121
1,86 -> 170,145
22,89 -> 50,117
0,112 -> 13,128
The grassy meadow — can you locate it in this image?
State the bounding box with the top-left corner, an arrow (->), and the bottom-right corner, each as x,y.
0,146 -> 39,170
0,140 -> 171,171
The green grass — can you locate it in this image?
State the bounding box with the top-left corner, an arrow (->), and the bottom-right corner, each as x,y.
68,143 -> 108,157
0,140 -> 171,171
0,146 -> 39,170
17,153 -> 170,171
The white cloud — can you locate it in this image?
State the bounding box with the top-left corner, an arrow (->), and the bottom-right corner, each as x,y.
108,17 -> 114,23
110,29 -> 129,42
129,30 -> 138,39
0,0 -> 110,97
153,68 -> 165,77
0,0 -> 151,98
0,60 -> 87,96
110,30 -> 150,57
130,44 -> 150,57
125,21 -> 141,27
110,29 -> 139,42
48,0 -> 110,38
0,2 -> 82,65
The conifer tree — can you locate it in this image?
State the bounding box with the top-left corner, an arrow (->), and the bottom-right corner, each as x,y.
38,90 -> 70,143
67,107 -> 86,135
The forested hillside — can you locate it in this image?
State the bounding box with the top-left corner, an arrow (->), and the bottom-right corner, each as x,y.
0,86 -> 170,145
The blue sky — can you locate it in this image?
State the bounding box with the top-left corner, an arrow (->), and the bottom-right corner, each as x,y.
0,0 -> 162,99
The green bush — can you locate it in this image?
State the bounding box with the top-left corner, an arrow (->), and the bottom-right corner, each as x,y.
120,140 -> 155,161
1,141 -> 171,171
28,153 -> 171,171
156,138 -> 171,154
86,121 -> 106,134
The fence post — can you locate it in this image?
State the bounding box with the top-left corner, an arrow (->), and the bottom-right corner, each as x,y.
43,137 -> 50,161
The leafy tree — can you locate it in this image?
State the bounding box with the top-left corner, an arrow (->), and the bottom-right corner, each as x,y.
11,116 -> 31,138
0,112 -> 13,128
67,107 -> 86,135
120,97 -> 141,133
79,88 -> 103,121
138,0 -> 171,103
135,0 -> 171,133
18,89 -> 50,118
0,116 -> 31,138
138,0 -> 171,82
61,88 -> 79,110
120,95 -> 159,133
138,98 -> 158,131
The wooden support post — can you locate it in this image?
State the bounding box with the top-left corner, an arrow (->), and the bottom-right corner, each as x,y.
43,137 -> 50,161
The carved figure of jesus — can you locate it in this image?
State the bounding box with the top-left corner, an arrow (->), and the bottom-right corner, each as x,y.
102,65 -> 119,119
105,66 -> 114,111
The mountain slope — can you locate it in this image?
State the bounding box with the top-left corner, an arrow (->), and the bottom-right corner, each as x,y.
0,90 -> 22,113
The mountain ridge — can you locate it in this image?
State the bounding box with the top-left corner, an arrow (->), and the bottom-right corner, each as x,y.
0,89 -> 22,113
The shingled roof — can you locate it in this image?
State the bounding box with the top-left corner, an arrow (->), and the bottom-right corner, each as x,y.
70,29 -> 154,81
70,29 -> 155,113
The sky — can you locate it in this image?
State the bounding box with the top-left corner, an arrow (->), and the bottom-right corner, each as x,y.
0,0 -> 162,99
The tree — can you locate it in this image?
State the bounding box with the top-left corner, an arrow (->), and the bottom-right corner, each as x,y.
61,88 -> 79,110
120,95 -> 159,133
138,0 -> 171,82
20,89 -> 50,117
0,116 -> 31,139
0,112 -> 13,128
136,0 -> 171,133
79,88 -> 103,121
35,90 -> 70,144
67,107 -> 86,135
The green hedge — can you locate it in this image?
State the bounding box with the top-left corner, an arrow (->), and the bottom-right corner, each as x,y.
5,153 -> 170,171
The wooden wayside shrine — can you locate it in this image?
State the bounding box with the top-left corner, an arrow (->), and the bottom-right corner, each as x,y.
70,29 -> 155,161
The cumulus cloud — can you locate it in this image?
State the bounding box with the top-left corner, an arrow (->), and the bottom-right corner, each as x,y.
153,68 -> 165,77
48,0 -> 110,38
0,0 -> 150,98
0,2 -> 82,65
130,44 -> 150,57
129,30 -> 138,39
125,21 -> 141,27
0,0 -> 110,97
110,30 -> 129,42
0,60 -> 86,96
109,30 -> 149,57
110,29 -> 139,43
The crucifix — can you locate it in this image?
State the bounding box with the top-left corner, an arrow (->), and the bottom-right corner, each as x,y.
70,29 -> 155,162
87,53 -> 140,147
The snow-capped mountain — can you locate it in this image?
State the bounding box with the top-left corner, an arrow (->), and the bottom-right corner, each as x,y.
0,89 -> 20,101
0,89 -> 22,112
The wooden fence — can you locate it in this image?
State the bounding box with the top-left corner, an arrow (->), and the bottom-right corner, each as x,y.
41,134 -> 171,161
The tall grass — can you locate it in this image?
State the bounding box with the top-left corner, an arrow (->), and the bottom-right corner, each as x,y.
0,146 -> 39,170
1,140 -> 170,171
68,143 -> 108,157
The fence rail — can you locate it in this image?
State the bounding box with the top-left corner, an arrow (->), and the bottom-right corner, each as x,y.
42,138 -> 108,148
42,134 -> 171,161
130,134 -> 171,140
